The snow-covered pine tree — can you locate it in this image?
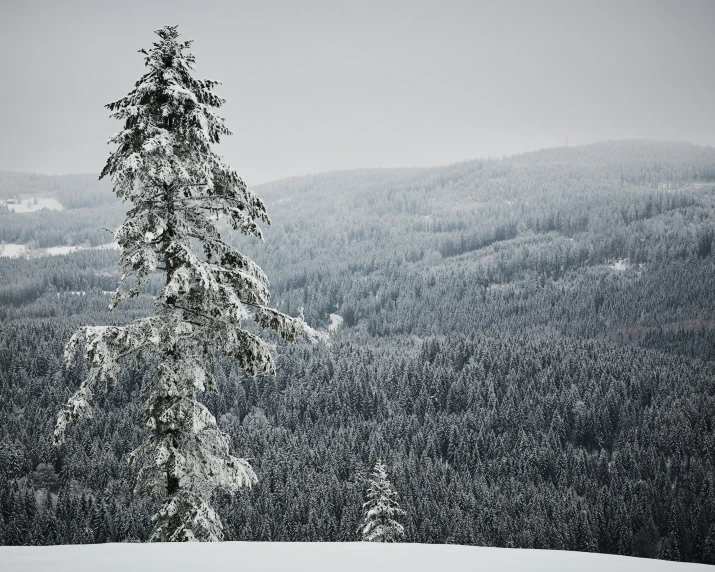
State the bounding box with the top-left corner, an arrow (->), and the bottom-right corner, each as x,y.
360,460 -> 406,542
53,25 -> 322,542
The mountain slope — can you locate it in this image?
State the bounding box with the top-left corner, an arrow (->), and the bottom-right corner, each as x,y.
1,141 -> 715,562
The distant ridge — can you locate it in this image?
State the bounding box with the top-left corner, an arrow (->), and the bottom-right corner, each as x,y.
2,140 -> 715,189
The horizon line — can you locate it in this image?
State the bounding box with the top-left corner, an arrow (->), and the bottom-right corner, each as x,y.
1,138 -> 713,187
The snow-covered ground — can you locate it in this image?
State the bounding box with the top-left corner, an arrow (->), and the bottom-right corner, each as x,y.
329,313 -> 344,332
0,244 -> 29,258
3,197 -> 64,213
0,542 -> 709,572
94,242 -> 120,250
611,258 -> 629,271
45,246 -> 81,256
0,242 -> 119,259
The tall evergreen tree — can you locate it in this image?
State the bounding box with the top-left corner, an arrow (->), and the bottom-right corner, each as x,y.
54,25 -> 321,542
360,460 -> 405,543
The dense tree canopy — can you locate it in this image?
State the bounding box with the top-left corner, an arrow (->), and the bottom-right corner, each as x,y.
1,140 -> 714,561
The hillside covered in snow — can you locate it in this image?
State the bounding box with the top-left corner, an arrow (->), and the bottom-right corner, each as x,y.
2,542 -> 714,572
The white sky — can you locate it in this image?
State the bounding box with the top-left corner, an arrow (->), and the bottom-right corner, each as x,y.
1,0 -> 713,184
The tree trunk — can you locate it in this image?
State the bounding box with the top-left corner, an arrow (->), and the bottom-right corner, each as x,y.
163,182 -> 177,288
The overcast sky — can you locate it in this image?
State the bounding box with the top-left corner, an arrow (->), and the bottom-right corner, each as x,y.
1,0 -> 713,184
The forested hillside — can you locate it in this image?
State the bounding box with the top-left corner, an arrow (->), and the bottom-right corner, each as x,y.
1,141 -> 715,562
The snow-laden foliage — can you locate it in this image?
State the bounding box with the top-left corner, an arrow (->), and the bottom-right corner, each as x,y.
360,460 -> 406,543
54,25 -> 323,542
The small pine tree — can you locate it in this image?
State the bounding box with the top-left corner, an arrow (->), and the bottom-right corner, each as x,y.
53,25 -> 322,542
360,460 -> 405,542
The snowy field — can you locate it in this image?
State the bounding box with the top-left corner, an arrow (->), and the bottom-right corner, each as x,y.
329,313 -> 344,332
611,258 -> 629,271
0,244 -> 29,258
3,197 -> 64,213
1,543 -> 711,572
0,242 -> 119,258
44,245 -> 81,256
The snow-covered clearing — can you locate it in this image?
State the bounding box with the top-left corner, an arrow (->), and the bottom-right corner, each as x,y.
94,241 -> 120,250
45,246 -> 81,256
608,259 -> 646,274
329,313 -> 344,332
3,197 -> 64,213
611,258 -> 629,271
0,244 -> 28,258
0,542 -> 708,572
0,242 -> 119,259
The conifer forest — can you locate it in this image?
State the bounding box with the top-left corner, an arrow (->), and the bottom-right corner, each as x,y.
2,138 -> 715,563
